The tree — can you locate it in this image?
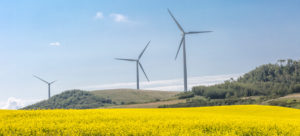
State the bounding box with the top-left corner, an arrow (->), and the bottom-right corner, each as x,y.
277,59 -> 286,66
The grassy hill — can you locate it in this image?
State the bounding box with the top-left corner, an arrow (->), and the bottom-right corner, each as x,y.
264,93 -> 300,108
92,89 -> 179,105
23,89 -> 179,109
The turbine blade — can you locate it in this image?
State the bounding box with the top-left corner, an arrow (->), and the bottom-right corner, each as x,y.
186,31 -> 212,34
139,62 -> 149,81
33,75 -> 49,84
167,9 -> 184,33
138,40 -> 151,59
175,36 -> 184,60
50,80 -> 56,84
115,58 -> 137,61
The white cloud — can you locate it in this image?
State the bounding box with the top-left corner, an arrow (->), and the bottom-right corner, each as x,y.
82,74 -> 242,91
110,13 -> 129,23
49,42 -> 60,46
0,97 -> 41,110
95,12 -> 104,19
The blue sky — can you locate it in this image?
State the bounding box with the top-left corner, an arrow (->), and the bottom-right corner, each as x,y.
1,0 -> 300,108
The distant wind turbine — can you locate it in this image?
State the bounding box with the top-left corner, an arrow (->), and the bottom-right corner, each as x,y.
115,41 -> 151,90
168,9 -> 212,92
33,75 -> 56,99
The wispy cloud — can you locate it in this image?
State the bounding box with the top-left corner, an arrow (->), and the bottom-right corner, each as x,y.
82,74 -> 242,91
94,12 -> 104,19
94,12 -> 134,23
49,42 -> 60,46
110,13 -> 129,23
0,97 -> 41,110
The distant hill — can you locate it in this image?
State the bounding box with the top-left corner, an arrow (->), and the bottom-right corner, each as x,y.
24,60 -> 300,109
23,89 -> 179,109
23,90 -> 113,109
91,89 -> 179,104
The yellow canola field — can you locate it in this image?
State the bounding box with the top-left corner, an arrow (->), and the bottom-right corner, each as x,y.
0,105 -> 300,136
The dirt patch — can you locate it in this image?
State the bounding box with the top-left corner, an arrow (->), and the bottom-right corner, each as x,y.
102,99 -> 186,108
279,93 -> 300,99
261,93 -> 300,105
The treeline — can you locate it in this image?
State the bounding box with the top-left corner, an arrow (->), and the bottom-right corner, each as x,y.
23,90 -> 113,109
192,59 -> 300,99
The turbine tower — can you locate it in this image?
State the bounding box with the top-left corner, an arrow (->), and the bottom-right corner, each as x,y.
33,75 -> 56,99
168,9 -> 212,92
115,41 -> 150,90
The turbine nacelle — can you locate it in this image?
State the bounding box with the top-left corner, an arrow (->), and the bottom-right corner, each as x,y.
33,75 -> 56,85
33,75 -> 56,99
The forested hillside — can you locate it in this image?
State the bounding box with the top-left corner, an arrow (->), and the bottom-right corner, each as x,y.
23,90 -> 113,109
192,59 -> 300,99
161,59 -> 300,108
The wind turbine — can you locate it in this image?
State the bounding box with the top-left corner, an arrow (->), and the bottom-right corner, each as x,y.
115,41 -> 150,90
33,75 -> 56,99
168,9 -> 212,92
